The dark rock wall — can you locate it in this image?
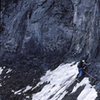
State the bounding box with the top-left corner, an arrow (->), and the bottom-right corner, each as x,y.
0,0 -> 100,64
0,0 -> 74,68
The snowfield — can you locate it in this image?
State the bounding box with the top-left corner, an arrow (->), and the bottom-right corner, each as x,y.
32,62 -> 98,100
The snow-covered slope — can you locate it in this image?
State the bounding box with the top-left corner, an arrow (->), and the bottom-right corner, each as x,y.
32,62 -> 98,100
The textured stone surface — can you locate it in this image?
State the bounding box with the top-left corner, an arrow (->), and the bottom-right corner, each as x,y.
0,0 -> 100,63
71,0 -> 100,59
0,0 -> 100,100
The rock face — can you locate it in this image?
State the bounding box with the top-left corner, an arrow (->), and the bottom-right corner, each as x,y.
0,0 -> 100,63
71,0 -> 100,59
0,0 -> 73,61
0,0 -> 100,100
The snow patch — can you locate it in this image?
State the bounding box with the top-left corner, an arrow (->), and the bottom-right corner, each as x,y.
13,85 -> 32,95
77,79 -> 97,100
0,67 -> 3,75
71,77 -> 90,93
32,62 -> 98,100
14,89 -> 22,95
23,85 -> 32,93
32,62 -> 79,100
71,77 -> 97,100
6,69 -> 12,74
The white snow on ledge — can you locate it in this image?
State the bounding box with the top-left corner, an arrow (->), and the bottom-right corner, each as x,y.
71,77 -> 98,100
77,84 -> 97,100
32,62 -> 98,100
32,62 -> 79,100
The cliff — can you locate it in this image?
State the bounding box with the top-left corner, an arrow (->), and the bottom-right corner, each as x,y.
0,0 -> 100,100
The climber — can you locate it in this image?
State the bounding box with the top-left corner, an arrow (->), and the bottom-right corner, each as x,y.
77,59 -> 89,79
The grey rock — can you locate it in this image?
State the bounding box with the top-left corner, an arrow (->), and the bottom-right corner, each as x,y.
0,0 -> 100,100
